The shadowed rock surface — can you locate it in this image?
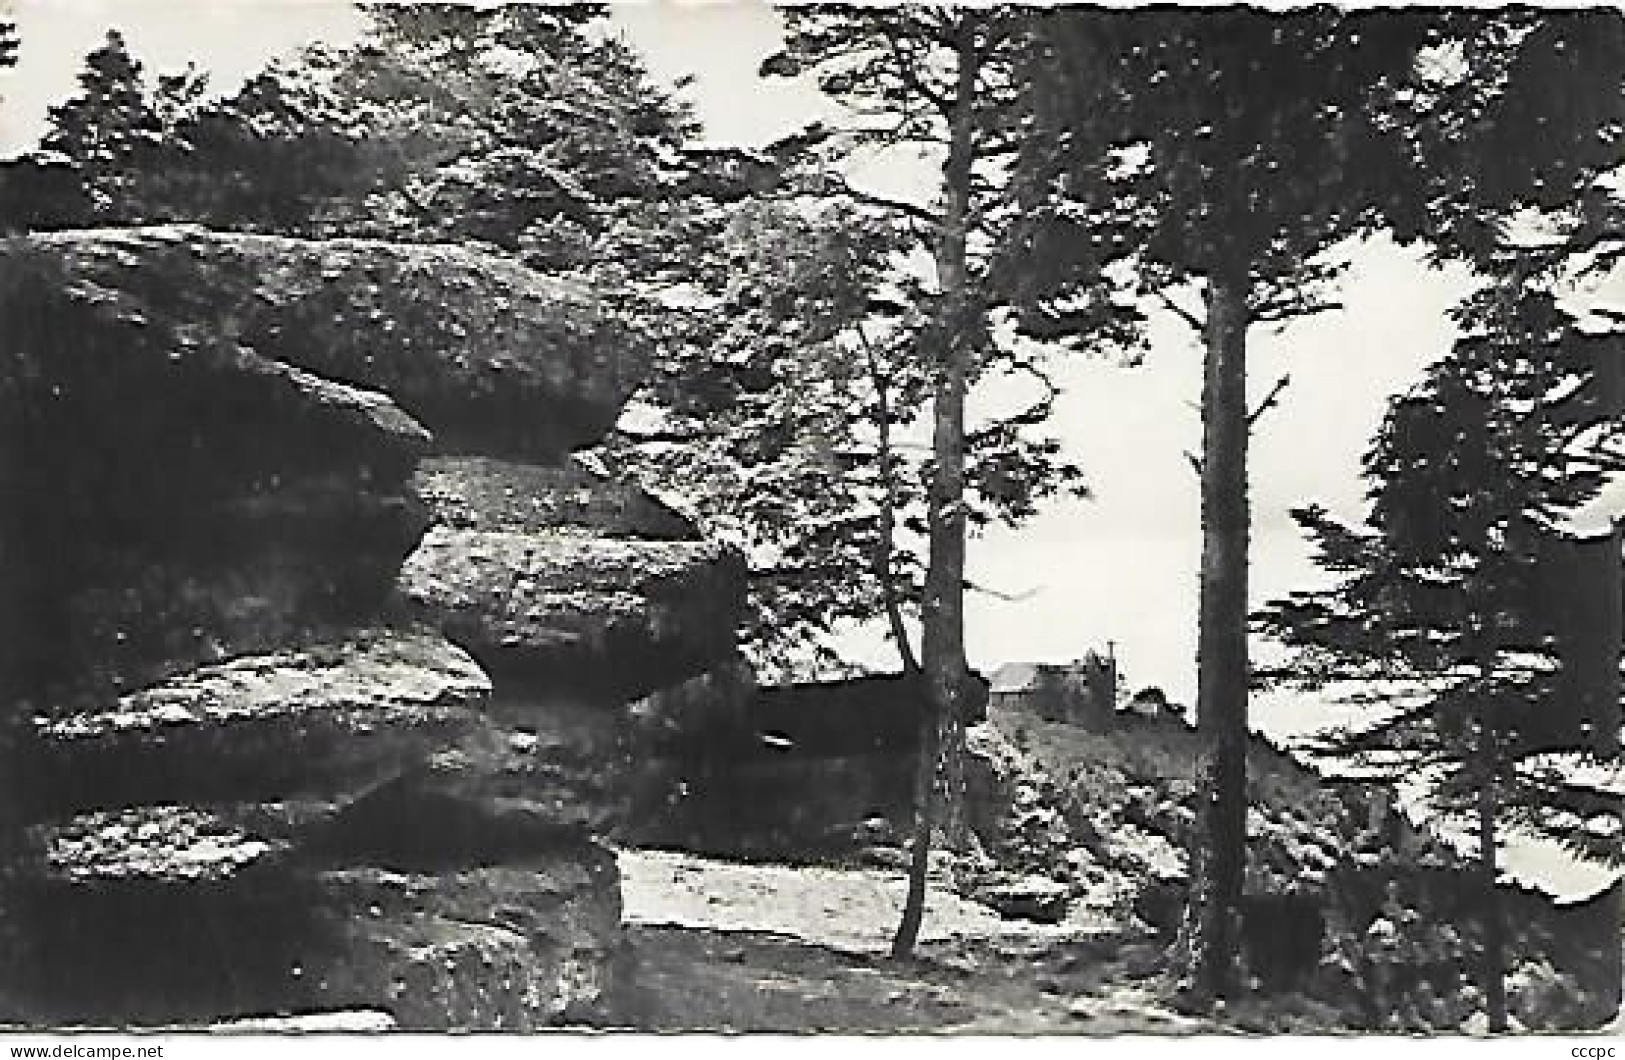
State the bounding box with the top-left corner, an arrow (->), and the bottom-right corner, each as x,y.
416,456 -> 695,540
24,630 -> 490,817
0,236 -> 435,706
400,528 -> 743,698
26,226 -> 651,460
0,226 -> 745,1029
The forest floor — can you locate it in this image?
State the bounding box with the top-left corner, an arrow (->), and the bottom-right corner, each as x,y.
612,847 -> 1214,1034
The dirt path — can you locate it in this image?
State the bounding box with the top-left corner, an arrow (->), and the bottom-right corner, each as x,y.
614,848 -> 1209,1034
619,847 -> 1118,954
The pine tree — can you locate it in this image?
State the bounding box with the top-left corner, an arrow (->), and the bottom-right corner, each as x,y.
605,199 -> 937,678
39,30 -> 166,222
1470,199 -> 1625,1018
1257,294 -> 1622,1030
1011,7 -> 1624,1002
758,7 -> 1113,958
148,59 -> 384,234
323,3 -> 704,288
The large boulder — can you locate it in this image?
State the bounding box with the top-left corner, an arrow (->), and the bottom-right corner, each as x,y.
416,456 -> 694,539
975,874 -> 1072,924
305,855 -> 623,1028
393,424 -> 755,868
308,697 -> 631,863
737,675 -> 928,759
622,674 -> 981,860
402,454 -> 744,697
25,226 -> 651,461
25,629 -> 490,817
626,751 -> 918,862
11,816 -> 620,1029
0,224 -> 743,1031
400,528 -> 744,701
628,652 -> 757,752
0,239 -> 439,710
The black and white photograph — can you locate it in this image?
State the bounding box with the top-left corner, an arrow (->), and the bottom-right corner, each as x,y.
0,0 -> 1619,1042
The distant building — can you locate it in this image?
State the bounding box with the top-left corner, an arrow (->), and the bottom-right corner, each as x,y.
989,651 -> 1117,727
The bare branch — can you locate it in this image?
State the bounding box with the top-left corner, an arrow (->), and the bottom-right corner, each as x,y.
1156,290 -> 1204,333
1254,295 -> 1345,325
964,578 -> 1039,603
1246,373 -> 1292,431
819,171 -> 942,229
880,24 -> 951,115
856,320 -> 922,674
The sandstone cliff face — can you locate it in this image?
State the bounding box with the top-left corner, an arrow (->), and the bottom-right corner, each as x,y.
0,226 -> 743,1028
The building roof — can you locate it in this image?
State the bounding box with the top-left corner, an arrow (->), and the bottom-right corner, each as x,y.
988,662 -> 1039,694
988,656 -> 1111,695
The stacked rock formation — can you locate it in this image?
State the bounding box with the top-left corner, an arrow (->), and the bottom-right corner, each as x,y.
0,226 -> 743,1028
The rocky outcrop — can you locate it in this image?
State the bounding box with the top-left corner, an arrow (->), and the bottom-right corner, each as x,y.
398,453 -> 745,839
26,629 -> 489,818
27,226 -> 650,461
0,244 -> 433,707
0,227 -> 743,1029
415,456 -> 694,540
399,528 -> 741,698
12,826 -> 619,1028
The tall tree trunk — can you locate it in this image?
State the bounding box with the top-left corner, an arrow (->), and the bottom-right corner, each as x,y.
859,324 -> 920,681
862,322 -> 935,961
1577,346 -> 1623,1022
1187,268 -> 1251,1001
1591,523 -> 1623,1025
1476,722 -> 1508,1034
892,23 -> 978,961
891,675 -> 939,961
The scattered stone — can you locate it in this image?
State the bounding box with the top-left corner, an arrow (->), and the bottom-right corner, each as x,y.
978,875 -> 1072,924
859,846 -> 911,872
